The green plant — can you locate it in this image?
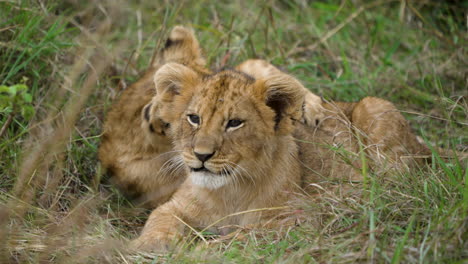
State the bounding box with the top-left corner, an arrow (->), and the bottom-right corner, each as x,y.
0,79 -> 34,137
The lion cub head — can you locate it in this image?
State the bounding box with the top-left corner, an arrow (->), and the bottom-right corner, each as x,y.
152,63 -> 306,190
142,26 -> 209,140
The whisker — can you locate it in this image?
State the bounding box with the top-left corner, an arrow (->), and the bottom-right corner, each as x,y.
156,154 -> 186,181
225,161 -> 257,188
150,150 -> 183,161
225,164 -> 239,191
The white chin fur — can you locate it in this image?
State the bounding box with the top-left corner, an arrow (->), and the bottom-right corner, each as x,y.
190,171 -> 229,190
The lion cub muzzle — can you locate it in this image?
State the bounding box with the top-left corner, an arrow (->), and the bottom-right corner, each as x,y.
184,138 -> 233,189
194,151 -> 214,163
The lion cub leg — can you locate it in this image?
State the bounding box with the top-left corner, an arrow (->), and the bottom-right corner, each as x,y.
350,97 -> 430,171
131,184 -> 208,252
131,200 -> 186,252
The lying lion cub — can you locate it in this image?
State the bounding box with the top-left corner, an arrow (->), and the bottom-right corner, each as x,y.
99,26 -> 210,207
131,59 -> 432,251
237,59 -> 431,176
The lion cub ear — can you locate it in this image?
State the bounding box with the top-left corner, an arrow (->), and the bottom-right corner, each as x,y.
239,59 -> 324,128
255,73 -> 306,134
153,62 -> 200,101
236,59 -> 281,79
154,26 -> 206,68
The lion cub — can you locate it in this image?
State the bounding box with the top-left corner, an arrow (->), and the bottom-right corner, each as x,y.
131,59 -> 432,251
237,60 -> 432,177
99,28 -> 325,207
99,26 -> 210,207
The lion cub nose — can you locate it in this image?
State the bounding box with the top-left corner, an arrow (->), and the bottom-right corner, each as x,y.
194,152 -> 214,162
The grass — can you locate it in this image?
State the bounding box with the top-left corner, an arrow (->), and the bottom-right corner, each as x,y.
0,0 -> 466,263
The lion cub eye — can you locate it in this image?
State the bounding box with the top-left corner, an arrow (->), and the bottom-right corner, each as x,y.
187,114 -> 200,126
226,119 -> 244,131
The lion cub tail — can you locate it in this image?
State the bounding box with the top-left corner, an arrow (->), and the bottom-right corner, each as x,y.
152,26 -> 206,70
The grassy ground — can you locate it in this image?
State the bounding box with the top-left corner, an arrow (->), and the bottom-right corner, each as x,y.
0,0 -> 467,263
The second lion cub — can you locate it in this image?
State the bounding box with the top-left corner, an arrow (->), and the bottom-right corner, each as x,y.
99,26 -> 209,207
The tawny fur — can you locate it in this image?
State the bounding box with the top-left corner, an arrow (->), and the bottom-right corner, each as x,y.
131,61 -> 434,252
132,64 -> 304,251
236,59 -> 325,127
239,60 -> 432,182
98,31 -> 324,208
295,98 -> 432,191
98,26 -> 209,207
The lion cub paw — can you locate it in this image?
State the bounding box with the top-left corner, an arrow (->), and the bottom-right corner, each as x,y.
302,92 -> 325,127
130,235 -> 171,253
141,102 -> 170,137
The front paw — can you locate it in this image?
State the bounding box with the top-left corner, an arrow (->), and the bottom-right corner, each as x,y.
130,235 -> 172,253
302,92 -> 324,127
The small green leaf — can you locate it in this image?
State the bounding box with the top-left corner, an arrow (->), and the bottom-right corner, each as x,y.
0,85 -> 9,93
0,96 -> 13,109
0,105 -> 13,114
8,85 -> 17,95
10,84 -> 28,94
0,83 -> 33,120
22,93 -> 32,103
21,105 -> 35,120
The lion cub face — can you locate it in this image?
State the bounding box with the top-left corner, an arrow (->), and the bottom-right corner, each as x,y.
179,72 -> 276,189
153,63 -> 306,190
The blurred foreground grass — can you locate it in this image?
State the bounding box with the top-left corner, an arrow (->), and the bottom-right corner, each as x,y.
0,0 -> 466,263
